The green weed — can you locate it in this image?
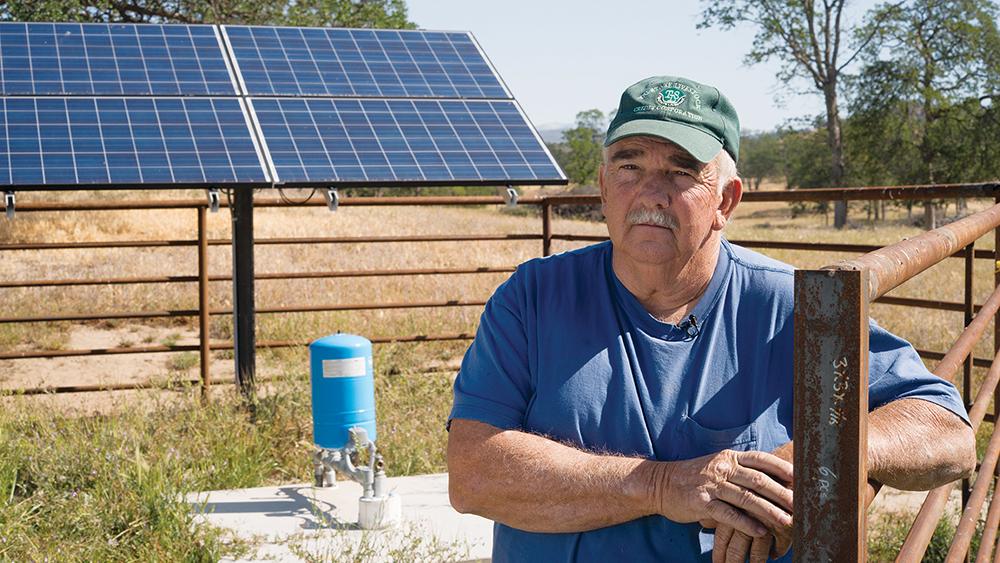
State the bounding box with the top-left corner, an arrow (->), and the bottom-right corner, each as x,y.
167,352 -> 199,372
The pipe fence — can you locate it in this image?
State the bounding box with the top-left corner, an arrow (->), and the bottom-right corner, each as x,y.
3,184 -> 1000,560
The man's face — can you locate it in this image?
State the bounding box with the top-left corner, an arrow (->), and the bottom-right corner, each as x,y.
598,136 -> 736,269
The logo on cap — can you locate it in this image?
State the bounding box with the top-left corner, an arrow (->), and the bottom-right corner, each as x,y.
657,88 -> 686,107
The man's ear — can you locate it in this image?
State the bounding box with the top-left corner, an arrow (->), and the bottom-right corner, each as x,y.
714,176 -> 743,230
598,161 -> 608,208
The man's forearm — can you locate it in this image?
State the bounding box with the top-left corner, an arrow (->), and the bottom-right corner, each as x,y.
867,398 -> 976,490
447,418 -> 660,533
447,418 -> 794,537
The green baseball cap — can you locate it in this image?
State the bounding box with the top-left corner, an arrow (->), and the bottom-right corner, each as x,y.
604,75 -> 740,164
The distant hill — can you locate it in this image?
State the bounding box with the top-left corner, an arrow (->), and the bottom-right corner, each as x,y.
535,123 -> 572,144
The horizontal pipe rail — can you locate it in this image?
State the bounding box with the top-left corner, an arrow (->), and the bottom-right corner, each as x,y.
739,183 -> 1000,202
914,349 -> 992,369
0,267 -> 517,289
824,202 -> 1000,302
0,299 -> 488,325
4,182 -> 996,216
3,359 -> 466,397
0,333 -> 476,362
2,286 -> 976,326
0,234 -> 541,252
6,236 -> 994,260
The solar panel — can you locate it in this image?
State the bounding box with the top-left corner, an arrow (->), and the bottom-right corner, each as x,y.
0,22 -> 566,189
0,22 -> 237,96
223,26 -> 511,99
0,96 -> 268,187
250,97 -> 561,185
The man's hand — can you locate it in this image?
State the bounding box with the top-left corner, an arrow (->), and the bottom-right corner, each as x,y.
711,525 -> 787,563
710,523 -> 792,563
708,442 -> 794,562
659,450 -> 793,539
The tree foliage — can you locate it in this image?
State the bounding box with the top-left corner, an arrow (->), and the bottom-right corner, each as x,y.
848,0 -> 1000,186
699,0 -> 897,227
739,132 -> 782,190
557,109 -> 606,187
0,0 -> 417,28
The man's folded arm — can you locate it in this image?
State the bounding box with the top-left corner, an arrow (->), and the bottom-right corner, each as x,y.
447,418 -> 794,538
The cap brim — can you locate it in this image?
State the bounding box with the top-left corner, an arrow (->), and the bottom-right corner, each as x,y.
604,119 -> 723,163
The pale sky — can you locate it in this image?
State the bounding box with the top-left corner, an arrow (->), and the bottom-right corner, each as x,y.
405,0 -> 874,135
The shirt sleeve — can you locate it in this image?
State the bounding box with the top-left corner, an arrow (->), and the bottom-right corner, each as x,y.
868,319 -> 970,424
449,272 -> 536,431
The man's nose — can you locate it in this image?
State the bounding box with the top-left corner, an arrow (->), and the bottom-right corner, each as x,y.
635,172 -> 670,207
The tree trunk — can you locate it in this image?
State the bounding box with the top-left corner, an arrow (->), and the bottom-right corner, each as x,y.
825,82 -> 848,229
924,203 -> 936,230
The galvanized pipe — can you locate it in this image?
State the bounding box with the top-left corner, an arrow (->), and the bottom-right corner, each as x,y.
824,202 -> 1000,302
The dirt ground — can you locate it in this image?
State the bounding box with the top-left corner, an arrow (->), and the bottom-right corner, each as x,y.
0,323 -> 240,413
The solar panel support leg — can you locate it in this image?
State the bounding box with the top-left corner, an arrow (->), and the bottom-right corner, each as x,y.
206,188 -> 220,213
231,188 -> 257,412
4,191 -> 13,218
500,185 -> 517,209
324,187 -> 339,212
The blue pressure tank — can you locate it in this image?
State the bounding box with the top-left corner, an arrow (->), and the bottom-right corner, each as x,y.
309,333 -> 377,450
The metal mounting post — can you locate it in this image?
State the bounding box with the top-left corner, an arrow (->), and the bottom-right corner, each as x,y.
324,186 -> 339,212
4,191 -> 14,218
500,185 -> 517,209
231,188 -> 256,408
206,188 -> 220,213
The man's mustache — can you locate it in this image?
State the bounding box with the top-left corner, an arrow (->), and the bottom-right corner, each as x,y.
626,207 -> 678,229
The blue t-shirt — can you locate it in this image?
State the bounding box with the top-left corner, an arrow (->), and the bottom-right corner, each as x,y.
449,240 -> 968,563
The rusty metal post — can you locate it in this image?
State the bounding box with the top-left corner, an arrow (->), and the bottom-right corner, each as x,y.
542,200 -> 552,257
993,195 -> 1000,460
794,268 -> 870,563
198,205 -> 211,399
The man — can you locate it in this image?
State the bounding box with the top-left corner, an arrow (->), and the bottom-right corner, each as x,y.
446,75 -> 976,563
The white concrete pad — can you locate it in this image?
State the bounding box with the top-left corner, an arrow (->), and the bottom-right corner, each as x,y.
188,473 -> 493,562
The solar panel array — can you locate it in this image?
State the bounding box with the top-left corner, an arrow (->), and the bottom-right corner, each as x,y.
0,22 -> 565,189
